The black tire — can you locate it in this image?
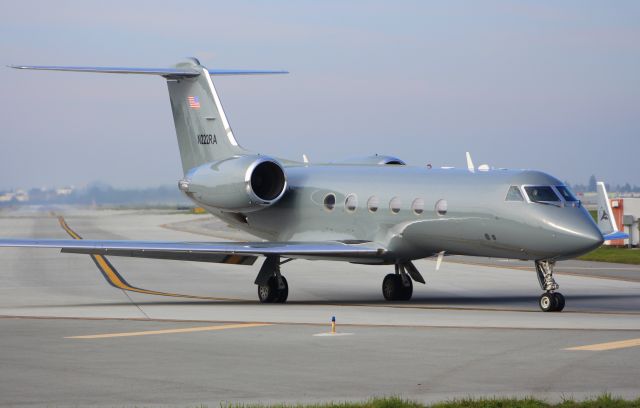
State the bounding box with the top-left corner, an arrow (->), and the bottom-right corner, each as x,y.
539,293 -> 555,312
399,278 -> 413,301
258,276 -> 279,303
382,274 -> 401,301
274,276 -> 289,303
553,292 -> 565,312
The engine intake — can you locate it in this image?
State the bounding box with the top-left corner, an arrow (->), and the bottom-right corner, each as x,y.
180,155 -> 287,212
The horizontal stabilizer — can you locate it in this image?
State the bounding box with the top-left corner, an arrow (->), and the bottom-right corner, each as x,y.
9,65 -> 288,78
209,69 -> 288,75
9,65 -> 200,77
603,231 -> 629,241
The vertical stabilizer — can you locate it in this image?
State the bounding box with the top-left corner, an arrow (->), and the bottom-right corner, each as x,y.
596,181 -> 629,240
166,58 -> 250,173
596,182 -> 616,235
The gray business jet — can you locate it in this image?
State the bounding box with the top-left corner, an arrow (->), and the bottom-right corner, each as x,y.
1,58 -> 616,312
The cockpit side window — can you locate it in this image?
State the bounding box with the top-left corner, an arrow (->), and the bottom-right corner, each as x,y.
505,186 -> 524,201
555,185 -> 578,202
524,186 -> 560,203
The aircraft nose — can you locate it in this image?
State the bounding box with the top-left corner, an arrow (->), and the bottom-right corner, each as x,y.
573,223 -> 604,253
550,210 -> 604,258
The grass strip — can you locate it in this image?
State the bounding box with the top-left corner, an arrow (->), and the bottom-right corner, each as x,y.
578,246 -> 640,265
217,394 -> 640,408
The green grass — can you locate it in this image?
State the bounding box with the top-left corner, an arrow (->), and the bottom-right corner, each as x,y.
218,395 -> 640,408
582,209 -> 640,264
578,246 -> 640,265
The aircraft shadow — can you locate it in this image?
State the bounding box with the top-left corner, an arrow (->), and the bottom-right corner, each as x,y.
20,293 -> 640,313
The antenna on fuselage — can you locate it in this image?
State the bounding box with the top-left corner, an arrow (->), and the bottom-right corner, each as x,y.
435,251 -> 445,271
465,152 -> 475,173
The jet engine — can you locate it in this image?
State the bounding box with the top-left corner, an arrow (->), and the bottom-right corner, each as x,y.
179,155 -> 287,212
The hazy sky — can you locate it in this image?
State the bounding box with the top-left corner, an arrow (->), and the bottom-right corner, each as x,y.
1,1 -> 639,189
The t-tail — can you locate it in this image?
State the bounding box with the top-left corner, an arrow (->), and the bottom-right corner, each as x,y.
10,58 -> 288,174
596,181 -> 629,241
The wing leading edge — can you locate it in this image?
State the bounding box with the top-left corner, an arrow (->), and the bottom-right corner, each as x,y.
0,238 -> 387,263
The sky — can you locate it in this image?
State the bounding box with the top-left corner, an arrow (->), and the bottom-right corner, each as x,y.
1,1 -> 639,189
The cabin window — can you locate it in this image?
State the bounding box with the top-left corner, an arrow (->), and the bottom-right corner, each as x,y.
505,186 -> 524,202
367,196 -> 379,212
389,197 -> 401,214
555,185 -> 578,202
323,193 -> 336,211
345,194 -> 358,212
435,199 -> 448,216
411,198 -> 424,215
524,186 -> 560,203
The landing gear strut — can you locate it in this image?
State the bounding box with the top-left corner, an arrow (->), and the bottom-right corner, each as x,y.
255,255 -> 288,303
535,260 -> 565,312
382,262 -> 422,301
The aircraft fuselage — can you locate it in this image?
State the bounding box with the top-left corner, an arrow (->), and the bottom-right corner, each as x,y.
208,164 -> 603,263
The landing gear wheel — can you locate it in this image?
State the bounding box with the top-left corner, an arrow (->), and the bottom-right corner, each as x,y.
539,293 -> 555,312
382,274 -> 413,301
399,278 -> 413,301
273,276 -> 289,303
382,274 -> 400,301
553,292 -> 565,312
258,277 -> 277,303
258,276 -> 289,303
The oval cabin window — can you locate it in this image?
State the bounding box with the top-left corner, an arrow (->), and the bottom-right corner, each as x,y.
389,197 -> 401,214
367,196 -> 379,212
324,194 -> 336,211
345,194 -> 358,212
411,198 -> 424,215
435,199 -> 447,216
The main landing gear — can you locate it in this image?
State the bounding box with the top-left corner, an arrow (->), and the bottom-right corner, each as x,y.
382,262 -> 425,301
535,260 -> 565,312
255,255 -> 289,303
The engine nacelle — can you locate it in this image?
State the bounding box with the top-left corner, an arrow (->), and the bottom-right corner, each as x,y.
179,155 -> 287,212
336,154 -> 406,165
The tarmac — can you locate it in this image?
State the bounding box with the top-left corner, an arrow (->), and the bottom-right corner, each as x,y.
1,208 -> 639,407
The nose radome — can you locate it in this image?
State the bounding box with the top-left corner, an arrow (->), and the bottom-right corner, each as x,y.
544,208 -> 604,258
560,213 -> 604,256
576,224 -> 604,252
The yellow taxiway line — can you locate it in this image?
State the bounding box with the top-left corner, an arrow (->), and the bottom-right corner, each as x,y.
66,322 -> 272,339
56,215 -> 245,301
565,337 -> 640,351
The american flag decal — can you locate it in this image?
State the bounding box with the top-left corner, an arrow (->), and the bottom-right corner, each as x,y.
187,96 -> 201,109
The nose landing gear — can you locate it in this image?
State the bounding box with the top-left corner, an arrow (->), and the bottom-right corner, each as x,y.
535,260 -> 565,312
538,292 -> 565,312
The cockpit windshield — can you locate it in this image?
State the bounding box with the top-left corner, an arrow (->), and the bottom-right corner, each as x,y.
555,185 -> 578,202
524,186 -> 560,203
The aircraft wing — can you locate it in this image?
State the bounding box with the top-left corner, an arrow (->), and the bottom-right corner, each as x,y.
0,238 -> 387,264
